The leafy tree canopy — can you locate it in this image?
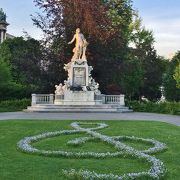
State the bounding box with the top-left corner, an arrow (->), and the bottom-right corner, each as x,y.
173,63 -> 180,89
0,37 -> 43,87
163,52 -> 180,101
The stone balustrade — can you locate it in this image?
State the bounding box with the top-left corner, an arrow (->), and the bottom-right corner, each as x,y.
32,94 -> 125,106
31,94 -> 54,106
104,95 -> 125,106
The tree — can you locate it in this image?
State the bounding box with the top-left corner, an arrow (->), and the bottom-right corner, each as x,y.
0,37 -> 43,88
0,47 -> 13,100
120,57 -> 144,99
173,63 -> 180,89
0,37 -> 45,99
32,0 -> 133,93
128,15 -> 166,100
0,59 -> 12,87
32,0 -> 166,100
163,52 -> 180,101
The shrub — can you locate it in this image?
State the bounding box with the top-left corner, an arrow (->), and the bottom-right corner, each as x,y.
0,99 -> 31,112
127,101 -> 180,115
0,82 -> 38,100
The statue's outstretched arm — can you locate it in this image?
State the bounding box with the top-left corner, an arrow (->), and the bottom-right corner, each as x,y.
68,35 -> 76,44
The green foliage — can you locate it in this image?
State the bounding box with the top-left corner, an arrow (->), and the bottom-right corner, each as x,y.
0,82 -> 38,100
0,120 -> 179,179
173,63 -> 180,89
32,0 -> 134,94
0,0 -> 172,101
0,98 -> 30,112
121,58 -> 144,98
128,15 -> 166,100
105,0 -> 133,40
127,101 -> 180,115
0,37 -> 43,86
141,55 -> 165,100
0,59 -> 12,86
0,37 -> 44,99
163,52 -> 180,101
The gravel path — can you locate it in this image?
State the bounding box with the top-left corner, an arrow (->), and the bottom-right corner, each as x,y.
0,112 -> 179,126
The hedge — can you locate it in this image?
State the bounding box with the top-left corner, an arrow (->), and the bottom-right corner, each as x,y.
127,101 -> 180,115
0,99 -> 31,112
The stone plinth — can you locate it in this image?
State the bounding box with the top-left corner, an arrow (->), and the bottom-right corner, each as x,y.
54,91 -> 102,105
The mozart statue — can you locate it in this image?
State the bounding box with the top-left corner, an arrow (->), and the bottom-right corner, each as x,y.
68,28 -> 88,60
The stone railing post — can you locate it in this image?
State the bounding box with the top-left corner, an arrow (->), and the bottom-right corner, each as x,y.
120,94 -> 125,106
31,94 -> 37,106
102,94 -> 106,104
49,94 -> 54,104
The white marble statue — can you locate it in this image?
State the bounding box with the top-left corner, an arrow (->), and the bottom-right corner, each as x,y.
64,62 -> 72,78
55,83 -> 64,95
94,83 -> 101,95
68,28 -> 88,60
63,80 -> 70,91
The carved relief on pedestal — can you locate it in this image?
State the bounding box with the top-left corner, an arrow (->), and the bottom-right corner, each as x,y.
73,67 -> 86,87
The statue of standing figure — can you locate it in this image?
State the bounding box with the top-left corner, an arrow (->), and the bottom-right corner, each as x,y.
68,28 -> 88,60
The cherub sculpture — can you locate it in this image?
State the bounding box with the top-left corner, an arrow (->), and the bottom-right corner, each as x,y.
55,83 -> 64,95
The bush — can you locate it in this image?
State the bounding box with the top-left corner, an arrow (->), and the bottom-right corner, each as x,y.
0,82 -> 38,100
127,101 -> 180,115
0,99 -> 31,112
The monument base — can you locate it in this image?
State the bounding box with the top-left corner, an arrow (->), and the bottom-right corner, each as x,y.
54,91 -> 102,105
26,104 -> 132,113
28,93 -> 133,113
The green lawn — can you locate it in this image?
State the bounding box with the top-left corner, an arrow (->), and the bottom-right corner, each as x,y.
0,120 -> 179,180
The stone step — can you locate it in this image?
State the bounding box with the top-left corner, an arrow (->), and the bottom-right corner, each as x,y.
26,109 -> 132,113
31,105 -> 127,109
33,104 -> 119,106
26,105 -> 132,113
28,104 -> 125,108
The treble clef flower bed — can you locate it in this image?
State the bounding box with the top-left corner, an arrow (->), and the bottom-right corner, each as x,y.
17,122 -> 167,179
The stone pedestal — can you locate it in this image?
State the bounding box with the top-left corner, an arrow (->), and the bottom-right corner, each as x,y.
69,60 -> 89,87
63,91 -> 100,105
54,59 -> 101,105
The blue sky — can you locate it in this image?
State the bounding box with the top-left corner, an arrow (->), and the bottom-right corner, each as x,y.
0,0 -> 180,57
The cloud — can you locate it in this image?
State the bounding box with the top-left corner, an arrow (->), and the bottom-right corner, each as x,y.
7,26 -> 43,40
140,14 -> 180,57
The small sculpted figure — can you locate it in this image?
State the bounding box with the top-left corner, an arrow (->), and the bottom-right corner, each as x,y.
63,80 -> 69,91
94,83 -> 101,95
55,83 -> 64,95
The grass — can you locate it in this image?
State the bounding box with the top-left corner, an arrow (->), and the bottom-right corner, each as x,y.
0,120 -> 179,180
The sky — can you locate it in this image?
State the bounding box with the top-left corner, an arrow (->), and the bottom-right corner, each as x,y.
0,0 -> 180,57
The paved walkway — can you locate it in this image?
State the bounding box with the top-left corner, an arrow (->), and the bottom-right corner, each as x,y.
0,112 -> 179,126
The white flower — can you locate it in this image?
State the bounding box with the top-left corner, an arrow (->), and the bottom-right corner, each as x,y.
17,122 -> 167,179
